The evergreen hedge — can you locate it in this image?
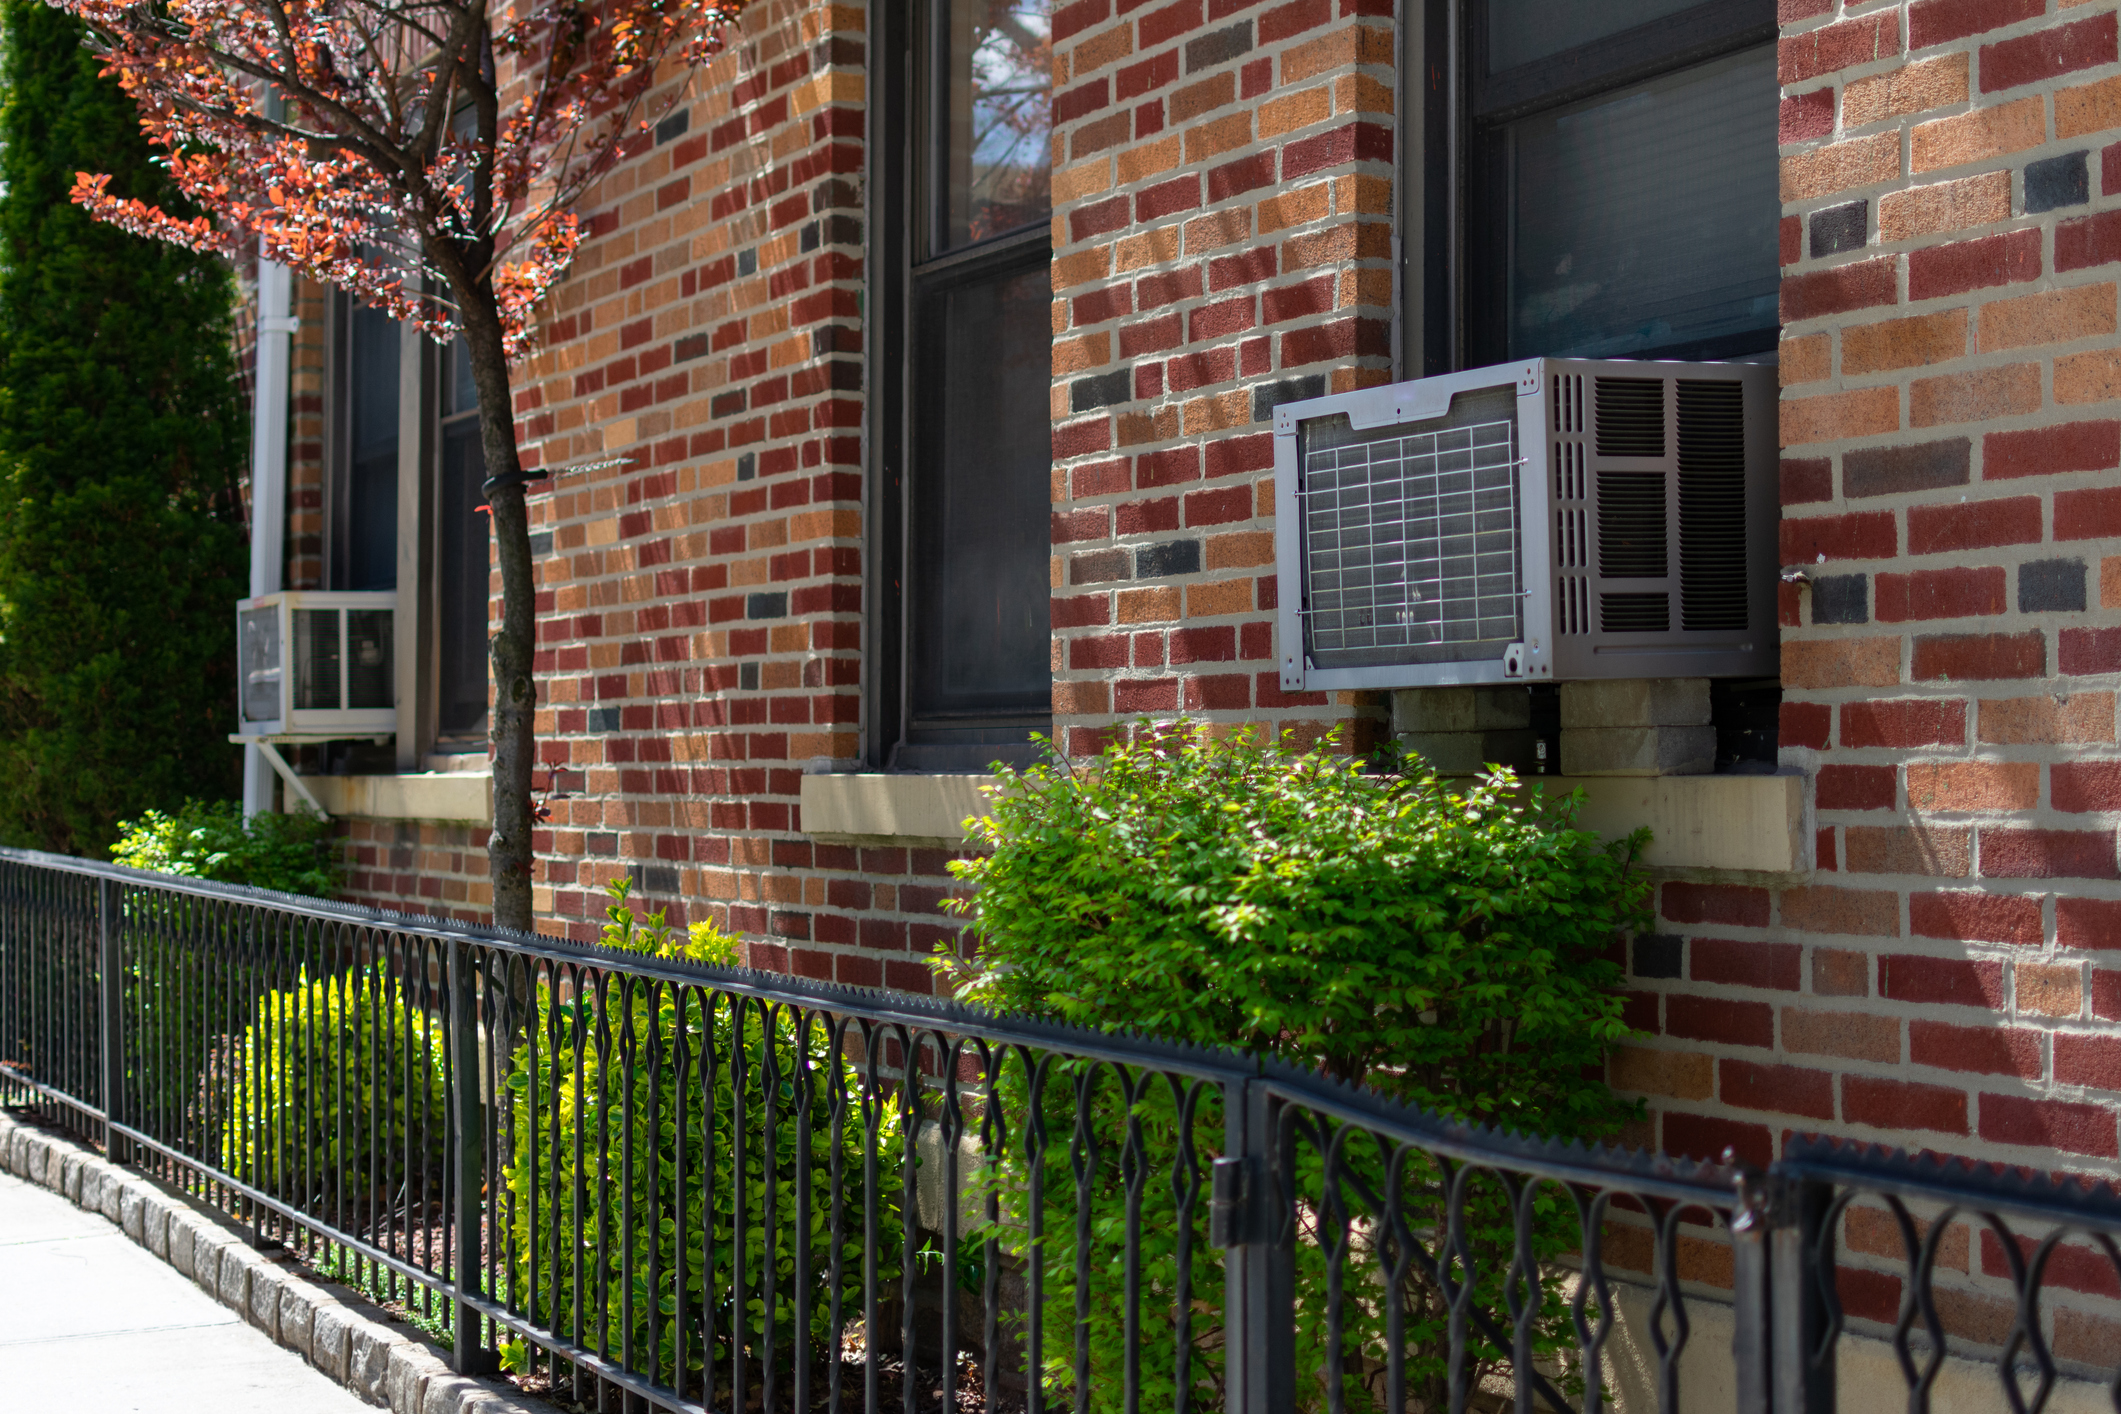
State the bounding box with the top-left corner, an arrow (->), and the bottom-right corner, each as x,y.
0,0 -> 249,854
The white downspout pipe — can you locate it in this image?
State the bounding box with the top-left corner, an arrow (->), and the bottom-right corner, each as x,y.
242,254 -> 295,817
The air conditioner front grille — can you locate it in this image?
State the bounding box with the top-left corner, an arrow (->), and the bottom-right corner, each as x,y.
1601,592 -> 1670,633
1677,379 -> 1749,631
1300,415 -> 1521,654
1595,377 -> 1665,457
1597,471 -> 1668,579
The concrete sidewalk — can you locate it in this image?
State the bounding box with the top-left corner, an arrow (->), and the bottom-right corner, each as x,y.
0,1168 -> 371,1413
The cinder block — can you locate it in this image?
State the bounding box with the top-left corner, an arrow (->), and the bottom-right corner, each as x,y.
346,1313 -> 397,1403
143,1200 -> 170,1260
168,1214 -> 196,1278
216,1244 -> 252,1312
1399,730 -> 1540,776
118,1182 -> 144,1241
1391,686 -> 1532,733
387,1340 -> 451,1414
1560,726 -> 1717,777
309,1300 -> 354,1383
1559,678 -> 1711,729
422,1373 -> 484,1414
249,1260 -> 287,1338
277,1282 -> 316,1361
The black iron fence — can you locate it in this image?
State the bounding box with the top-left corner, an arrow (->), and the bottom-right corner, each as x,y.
3,845 -> 2119,1413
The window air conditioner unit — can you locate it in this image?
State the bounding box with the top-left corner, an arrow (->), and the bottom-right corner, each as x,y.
1272,358 -> 1777,692
236,591 -> 398,738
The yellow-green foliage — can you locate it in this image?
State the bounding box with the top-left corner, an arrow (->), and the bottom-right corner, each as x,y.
222,968 -> 450,1205
497,882 -> 906,1389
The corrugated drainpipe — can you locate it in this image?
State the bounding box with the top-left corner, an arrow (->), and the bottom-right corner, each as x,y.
241,254 -> 296,817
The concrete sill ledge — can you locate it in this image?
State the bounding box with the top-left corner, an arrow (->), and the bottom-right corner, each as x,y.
801,771 -> 1804,874
307,772 -> 493,826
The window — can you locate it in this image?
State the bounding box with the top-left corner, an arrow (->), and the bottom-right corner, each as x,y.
327,294 -> 490,762
1417,0 -> 1778,371
436,338 -> 489,743
871,0 -> 1054,771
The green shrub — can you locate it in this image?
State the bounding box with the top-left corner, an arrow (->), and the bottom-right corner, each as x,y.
937,722 -> 1649,1411
221,967 -> 452,1210
113,799 -> 339,898
496,881 -> 907,1392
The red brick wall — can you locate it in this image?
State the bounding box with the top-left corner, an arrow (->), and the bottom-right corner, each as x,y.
1618,0 -> 2121,1176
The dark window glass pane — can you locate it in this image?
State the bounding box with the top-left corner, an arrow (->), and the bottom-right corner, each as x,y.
345,301 -> 399,590
938,0 -> 1052,250
1487,0 -> 1708,72
910,263 -> 1051,722
1508,45 -> 1778,360
444,337 -> 478,417
438,417 -> 490,735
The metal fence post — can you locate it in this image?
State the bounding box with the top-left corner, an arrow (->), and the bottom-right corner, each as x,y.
1731,1171 -> 1775,1414
1217,1074 -> 1292,1414
97,877 -> 125,1164
448,937 -> 492,1375
1770,1176 -> 1836,1414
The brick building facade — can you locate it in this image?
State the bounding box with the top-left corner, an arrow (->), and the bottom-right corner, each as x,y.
247,0 -> 2121,1238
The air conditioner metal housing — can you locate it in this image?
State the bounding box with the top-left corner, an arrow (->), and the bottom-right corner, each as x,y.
1272,358 -> 1778,692
236,591 -> 398,738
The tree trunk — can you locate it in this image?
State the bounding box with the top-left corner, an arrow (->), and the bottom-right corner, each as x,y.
456,285 -> 536,935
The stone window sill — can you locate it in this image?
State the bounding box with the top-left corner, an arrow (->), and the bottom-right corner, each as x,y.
800,771 -> 1805,873
307,772 -> 492,825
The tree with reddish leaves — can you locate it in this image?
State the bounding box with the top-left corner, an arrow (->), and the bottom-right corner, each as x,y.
48,0 -> 751,930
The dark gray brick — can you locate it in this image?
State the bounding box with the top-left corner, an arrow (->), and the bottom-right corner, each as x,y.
1843,438 -> 1969,498
1071,369 -> 1132,413
1134,539 -> 1202,579
654,108 -> 690,145
738,662 -> 759,691
589,707 -> 621,733
2019,558 -> 2086,613
746,591 -> 788,620
737,452 -> 756,482
1252,374 -> 1326,423
1808,200 -> 1868,258
2026,151 -> 2089,214
528,530 -> 554,557
1070,548 -> 1132,584
1633,934 -> 1683,980
1810,573 -> 1870,625
1185,21 -> 1251,72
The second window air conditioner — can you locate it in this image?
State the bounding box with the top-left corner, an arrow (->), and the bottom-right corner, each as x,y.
237,591 -> 398,738
1271,358 -> 1778,692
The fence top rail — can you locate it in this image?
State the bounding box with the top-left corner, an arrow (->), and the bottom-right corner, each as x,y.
1781,1135 -> 2121,1231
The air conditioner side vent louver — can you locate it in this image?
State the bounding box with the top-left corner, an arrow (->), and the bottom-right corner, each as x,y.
1597,472 -> 1667,579
1677,380 -> 1749,632
1594,377 -> 1665,457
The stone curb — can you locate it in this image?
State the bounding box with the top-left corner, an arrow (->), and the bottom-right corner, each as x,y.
0,1110 -> 556,1414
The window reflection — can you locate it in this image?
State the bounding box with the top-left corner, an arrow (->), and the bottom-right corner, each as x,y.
940,0 -> 1052,250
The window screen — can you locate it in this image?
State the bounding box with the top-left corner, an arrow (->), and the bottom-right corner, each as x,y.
1487,0 -> 1707,72
1507,45 -> 1778,361
343,300 -> 399,591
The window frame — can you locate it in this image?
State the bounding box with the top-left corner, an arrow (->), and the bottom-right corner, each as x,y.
867,0 -> 1055,772
1413,0 -> 1777,373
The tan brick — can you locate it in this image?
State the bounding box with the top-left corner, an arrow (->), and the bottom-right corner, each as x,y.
1781,132 -> 1902,202
1783,637 -> 1902,690
1846,1208 -> 1970,1272
1910,363 -> 2040,428
1841,308 -> 1967,375
1259,85 -> 1332,139
1843,52 -> 1970,127
1182,207 -> 1250,255
1182,111 -> 1252,164
1117,586 -> 1181,623
2057,72 -> 2121,140
1116,407 -> 1178,445
2055,1308 -> 2121,1367
2104,556 -> 2121,608
1053,680 -> 1110,715
1283,220 -> 1388,270
1052,331 -> 1110,375
1782,1008 -> 1901,1063
1257,182 -> 1331,236
2055,347 -> 2121,404
1845,824 -> 1971,877
1610,1047 -> 1714,1101
1335,72 -> 1394,120
1070,23 -> 1134,76
1339,173 -> 1392,215
1781,386 -> 1901,447
1979,283 -> 2117,352
1116,136 -> 1181,186
1907,760 -> 2040,813
2016,963 -> 2082,1018
1181,391 -> 1252,435
1979,693 -> 2117,745
1205,530 -> 1274,570
1186,577 -> 1254,617
1781,885 -> 1902,938
1115,224 -> 1181,272
1053,158 -> 1113,205
1282,26 -> 1374,84
1781,333 -> 1832,385
1912,97 -> 2046,173
1169,72 -> 1235,125
1053,245 -> 1111,290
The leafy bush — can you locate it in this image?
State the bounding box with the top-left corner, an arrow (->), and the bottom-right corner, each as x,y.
113,799 -> 339,898
496,881 -> 907,1392
937,723 -> 1649,1411
221,967 -> 452,1211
